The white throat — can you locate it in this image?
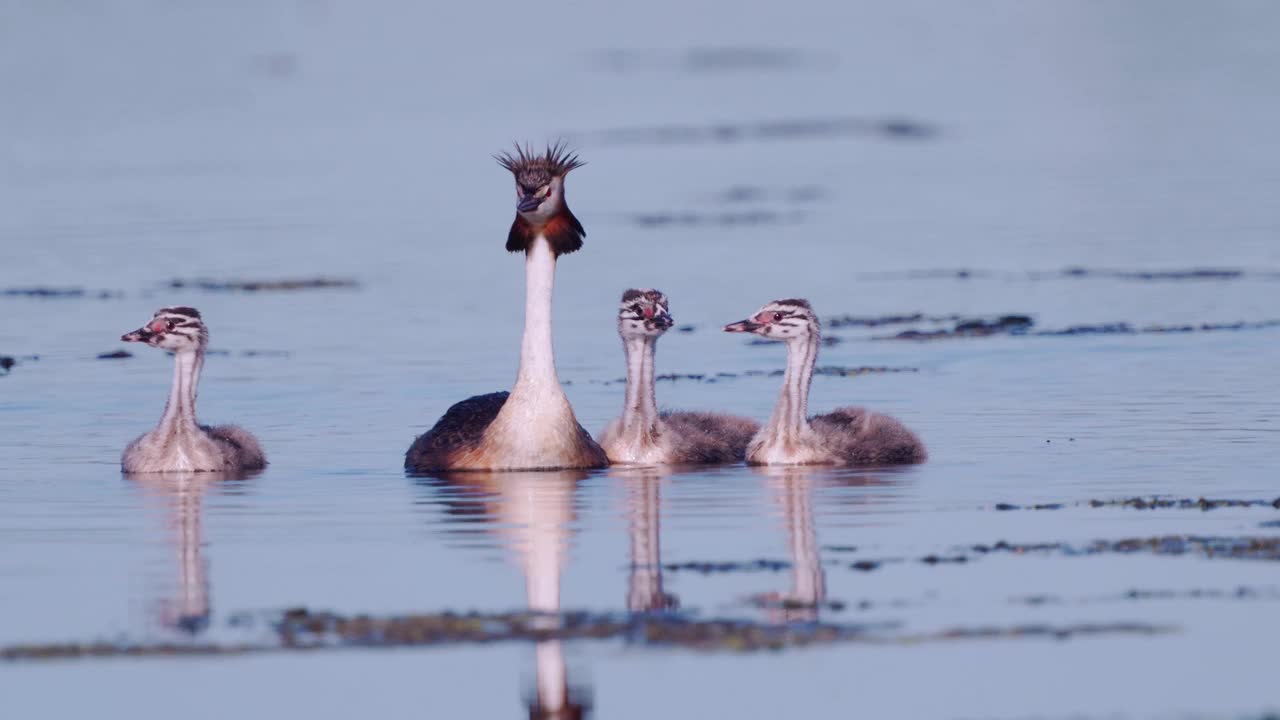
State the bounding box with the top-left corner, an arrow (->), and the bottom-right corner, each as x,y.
158,349 -> 203,434
766,336 -> 818,441
514,236 -> 562,393
620,335 -> 659,436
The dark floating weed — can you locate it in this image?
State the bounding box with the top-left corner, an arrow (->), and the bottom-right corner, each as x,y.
747,336 -> 844,347
0,356 -> 14,375
0,607 -> 1170,662
827,313 -> 963,329
96,350 -> 133,360
2,287 -> 123,299
591,366 -> 915,386
663,559 -> 793,574
1010,586 -> 1280,606
575,116 -> 939,147
878,314 -> 1280,341
168,277 -> 358,292
990,496 -> 1280,511
969,535 -> 1280,562
855,267 -> 1280,282
628,210 -> 805,229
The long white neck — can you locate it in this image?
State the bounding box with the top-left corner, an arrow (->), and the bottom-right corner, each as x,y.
158,350 -> 203,433
620,336 -> 659,435
767,336 -> 819,441
514,236 -> 560,390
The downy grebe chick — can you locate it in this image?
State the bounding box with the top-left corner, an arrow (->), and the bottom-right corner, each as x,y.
598,289 -> 759,464
120,307 -> 266,473
406,143 -> 607,472
724,299 -> 925,466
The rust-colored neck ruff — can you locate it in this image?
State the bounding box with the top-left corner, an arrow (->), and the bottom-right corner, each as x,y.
507,209 -> 586,256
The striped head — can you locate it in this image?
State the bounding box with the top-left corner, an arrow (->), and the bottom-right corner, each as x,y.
724,299 -> 819,341
618,288 -> 672,339
497,141 -> 587,256
122,307 -> 208,353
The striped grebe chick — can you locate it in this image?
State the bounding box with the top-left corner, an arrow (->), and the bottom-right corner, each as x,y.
120,307 -> 266,473
724,299 -> 925,466
599,289 -> 758,465
406,143 -> 607,472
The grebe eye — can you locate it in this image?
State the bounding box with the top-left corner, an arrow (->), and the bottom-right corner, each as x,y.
773,312 -> 784,322
631,304 -> 642,316
167,320 -> 177,330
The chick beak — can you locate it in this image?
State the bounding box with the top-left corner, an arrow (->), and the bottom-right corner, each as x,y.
723,319 -> 763,333
121,328 -> 153,343
652,311 -> 674,330
517,196 -> 542,212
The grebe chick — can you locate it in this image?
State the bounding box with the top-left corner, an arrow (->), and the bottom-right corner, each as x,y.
120,307 -> 266,474
406,143 -> 607,472
598,289 -> 759,464
724,299 -> 925,466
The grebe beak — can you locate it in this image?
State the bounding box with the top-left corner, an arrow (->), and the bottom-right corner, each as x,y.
517,196 -> 542,212
723,319 -> 762,333
121,328 -> 153,343
652,311 -> 674,330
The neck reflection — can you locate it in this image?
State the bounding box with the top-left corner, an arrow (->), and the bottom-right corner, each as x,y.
422,470 -> 591,720
131,470 -> 257,635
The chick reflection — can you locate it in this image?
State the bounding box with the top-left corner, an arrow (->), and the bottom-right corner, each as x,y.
616,467 -> 677,613
130,471 -> 255,634
751,467 -> 897,623
423,470 -> 591,720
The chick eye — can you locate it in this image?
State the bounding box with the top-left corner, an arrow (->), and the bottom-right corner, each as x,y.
166,320 -> 177,330
631,304 -> 643,316
773,312 -> 784,322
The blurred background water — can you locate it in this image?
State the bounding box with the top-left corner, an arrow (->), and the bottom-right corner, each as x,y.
2,1 -> 1279,718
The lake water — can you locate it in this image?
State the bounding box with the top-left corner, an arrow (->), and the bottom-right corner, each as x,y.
2,1 -> 1279,717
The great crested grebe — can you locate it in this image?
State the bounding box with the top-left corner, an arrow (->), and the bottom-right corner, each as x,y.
724,299 -> 925,466
599,289 -> 758,464
120,307 -> 266,473
406,144 -> 607,472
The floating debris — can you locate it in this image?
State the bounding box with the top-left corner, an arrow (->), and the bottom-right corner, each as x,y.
96,350 -> 132,360
827,313 -> 963,329
747,335 -> 844,347
0,356 -> 14,375
1011,586 -> 1280,606
990,496 -> 1280,512
969,535 -> 1280,562
2,287 -> 123,299
879,315 -> 1280,341
591,366 -> 914,386
629,210 -> 804,229
855,267 -> 1280,282
168,277 -> 358,293
676,325 -> 696,333
576,116 -> 939,147
888,315 -> 1033,340
0,607 -> 1170,662
663,559 -> 792,574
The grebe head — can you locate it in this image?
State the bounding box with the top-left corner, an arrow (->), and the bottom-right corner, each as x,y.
724,299 -> 818,341
617,288 -> 672,339
496,141 -> 583,222
122,307 -> 209,353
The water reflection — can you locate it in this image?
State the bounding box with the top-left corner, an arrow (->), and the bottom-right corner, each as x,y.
129,471 -> 256,635
751,467 -> 901,622
618,467 -> 678,613
421,471 -> 592,720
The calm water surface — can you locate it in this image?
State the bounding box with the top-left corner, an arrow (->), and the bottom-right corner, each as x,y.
2,1 -> 1279,718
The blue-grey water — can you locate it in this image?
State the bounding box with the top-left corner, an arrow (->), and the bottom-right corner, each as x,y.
2,1 -> 1280,718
